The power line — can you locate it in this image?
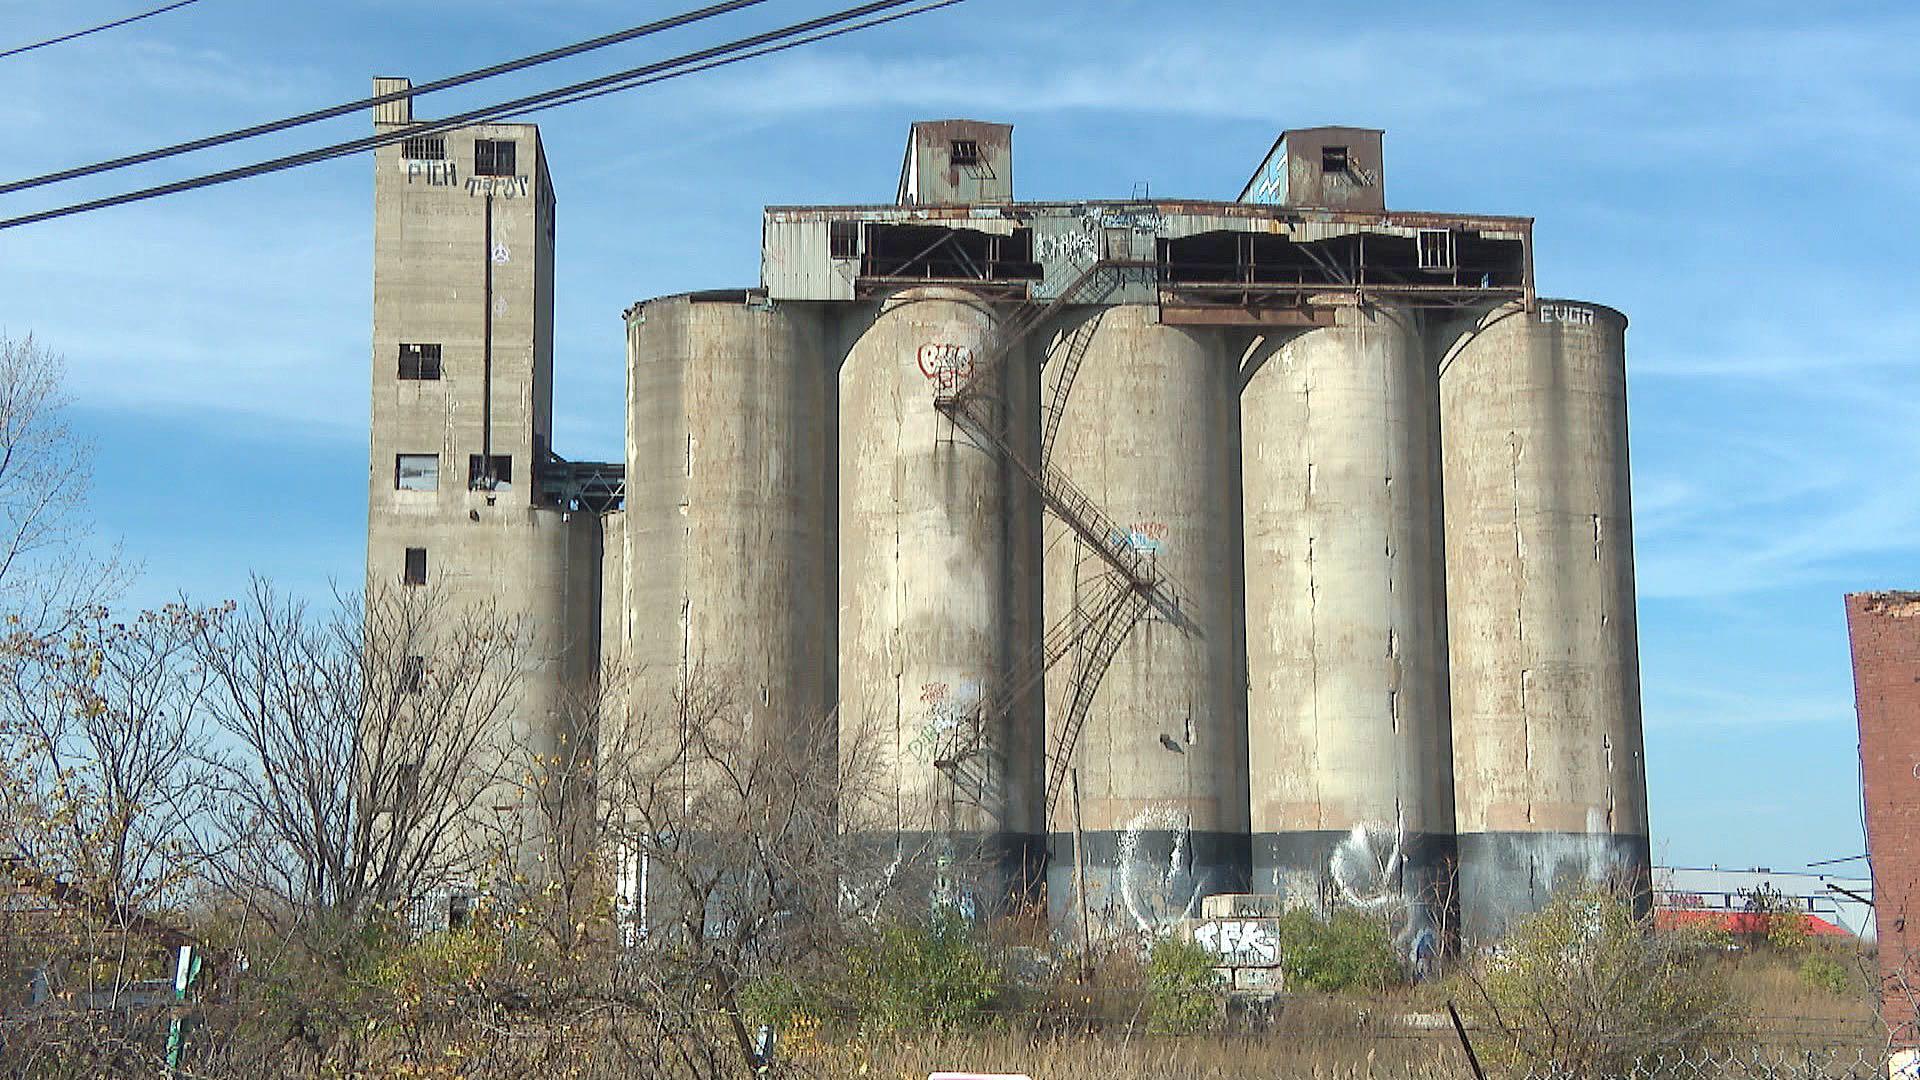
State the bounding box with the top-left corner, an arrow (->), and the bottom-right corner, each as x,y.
508,0 -> 963,121
0,0 -> 205,63
0,0 -> 954,232
0,0 -> 772,197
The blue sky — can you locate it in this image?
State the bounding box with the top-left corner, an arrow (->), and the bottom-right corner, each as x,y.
1,0 -> 1913,872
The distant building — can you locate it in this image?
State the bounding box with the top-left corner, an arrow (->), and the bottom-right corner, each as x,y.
1652,865 -> 1872,940
1849,591 -> 1920,1047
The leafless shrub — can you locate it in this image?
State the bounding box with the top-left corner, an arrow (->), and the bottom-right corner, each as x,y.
190,578 -> 527,931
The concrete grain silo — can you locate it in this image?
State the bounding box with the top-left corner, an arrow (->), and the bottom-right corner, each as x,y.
620,294 -> 838,747
1437,300 -> 1650,940
1241,303 -> 1454,944
1042,306 -> 1249,931
838,287 -> 1046,905
366,100 -> 1651,940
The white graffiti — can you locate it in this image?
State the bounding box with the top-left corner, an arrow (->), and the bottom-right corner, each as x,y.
1329,821 -> 1405,914
1117,806 -> 1205,931
1539,303 -> 1596,326
1036,230 -> 1097,263
1097,209 -> 1164,232
1193,918 -> 1279,966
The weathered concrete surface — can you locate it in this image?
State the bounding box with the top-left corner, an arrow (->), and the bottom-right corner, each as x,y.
1041,306 -> 1249,932
368,105 -> 600,858
838,288 -> 1044,904
1240,302 -> 1454,943
1437,299 -> 1649,940
622,295 -> 837,746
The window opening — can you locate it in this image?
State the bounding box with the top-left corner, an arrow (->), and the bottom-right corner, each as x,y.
1321,145 -> 1349,174
829,220 -> 860,260
398,343 -> 442,380
468,454 -> 514,491
950,139 -> 980,166
474,139 -> 517,177
403,547 -> 427,586
395,454 -> 439,491
1416,228 -> 1456,271
402,136 -> 445,161
401,655 -> 425,694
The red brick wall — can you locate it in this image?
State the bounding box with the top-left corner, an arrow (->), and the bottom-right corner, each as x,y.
1849,591 -> 1920,1047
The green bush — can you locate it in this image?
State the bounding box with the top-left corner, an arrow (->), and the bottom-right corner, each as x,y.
1273,908 -> 1400,993
1462,884 -> 1739,1077
1143,936 -> 1221,1034
841,913 -> 999,1031
1800,952 -> 1852,996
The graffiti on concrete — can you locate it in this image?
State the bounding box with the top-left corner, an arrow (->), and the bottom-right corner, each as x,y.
1124,520 -> 1167,555
1193,918 -> 1279,966
467,174 -> 530,199
1329,821 -> 1405,914
1117,806 -> 1207,931
916,342 -> 976,392
405,161 -> 458,187
1539,302 -> 1595,327
905,678 -> 982,763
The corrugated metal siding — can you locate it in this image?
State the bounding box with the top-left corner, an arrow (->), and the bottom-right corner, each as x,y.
761,203 -> 1530,301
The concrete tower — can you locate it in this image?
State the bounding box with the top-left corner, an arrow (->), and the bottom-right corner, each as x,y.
367,79 -> 602,879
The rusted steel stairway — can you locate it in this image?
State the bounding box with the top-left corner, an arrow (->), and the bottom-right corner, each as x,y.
926,259 -> 1197,823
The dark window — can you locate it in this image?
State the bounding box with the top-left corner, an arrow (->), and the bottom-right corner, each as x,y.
403,547 -> 427,586
468,454 -> 513,490
950,139 -> 980,166
395,454 -> 438,491
1321,145 -> 1349,174
448,894 -> 473,931
401,655 -> 425,694
402,136 -> 445,161
829,220 -> 860,260
399,343 -> 442,380
474,139 -> 517,177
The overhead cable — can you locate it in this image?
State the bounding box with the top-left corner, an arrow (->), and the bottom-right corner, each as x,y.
0,0 -> 952,231
506,0 -> 964,120
0,0 -> 205,63
0,0 -> 771,196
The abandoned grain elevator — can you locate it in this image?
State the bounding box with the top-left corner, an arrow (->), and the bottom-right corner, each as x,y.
367,81 -> 1651,942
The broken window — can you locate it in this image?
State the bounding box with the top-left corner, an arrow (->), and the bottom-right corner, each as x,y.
829,220 -> 860,260
403,547 -> 427,586
1322,145 -> 1349,175
395,454 -> 439,491
400,655 -> 425,694
1417,228 -> 1456,270
402,136 -> 445,161
399,343 -> 442,380
468,454 -> 513,491
474,139 -> 517,177
950,139 -> 980,166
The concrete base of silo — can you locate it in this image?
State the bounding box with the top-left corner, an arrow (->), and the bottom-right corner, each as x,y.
1456,830 -> 1652,942
1251,830 -> 1455,955
1045,828 -> 1250,935
844,830 -> 1048,918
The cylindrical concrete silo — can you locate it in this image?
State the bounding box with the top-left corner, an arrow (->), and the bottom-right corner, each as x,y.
1242,302 -> 1454,948
1438,299 -> 1649,941
1043,305 -> 1248,933
623,293 -> 837,751
838,287 -> 1044,907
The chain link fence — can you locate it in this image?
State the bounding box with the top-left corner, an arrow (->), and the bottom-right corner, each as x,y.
1492,1045 -> 1885,1080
